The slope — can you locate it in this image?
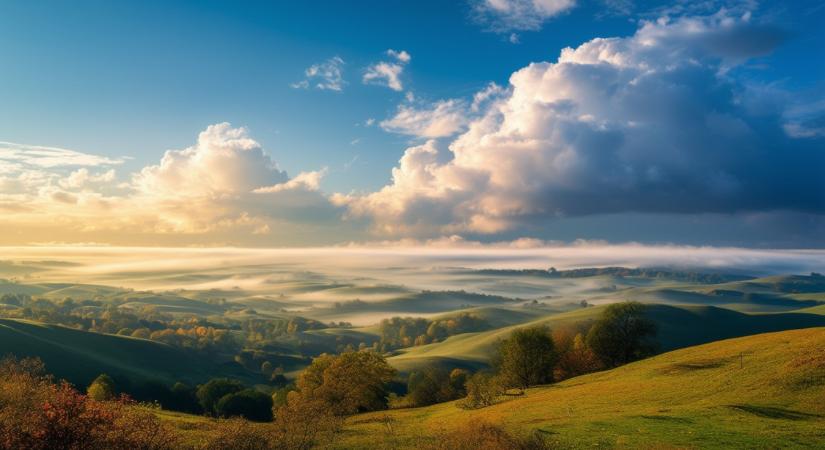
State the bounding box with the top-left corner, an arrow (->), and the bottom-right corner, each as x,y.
387,304 -> 825,373
342,327 -> 825,449
0,318 -> 257,387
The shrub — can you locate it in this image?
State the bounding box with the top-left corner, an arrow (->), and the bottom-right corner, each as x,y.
422,421 -> 557,450
272,392 -> 342,450
461,372 -> 503,409
200,419 -> 272,450
0,356 -> 177,450
87,373 -> 116,401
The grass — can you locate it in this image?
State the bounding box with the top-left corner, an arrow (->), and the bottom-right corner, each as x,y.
337,327 -> 825,449
387,304 -> 825,374
0,318 -> 258,387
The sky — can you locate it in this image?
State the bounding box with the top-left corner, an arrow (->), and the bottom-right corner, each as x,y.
0,0 -> 823,248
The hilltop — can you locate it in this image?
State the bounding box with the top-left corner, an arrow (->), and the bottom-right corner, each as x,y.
386,303 -> 825,373
339,327 -> 825,449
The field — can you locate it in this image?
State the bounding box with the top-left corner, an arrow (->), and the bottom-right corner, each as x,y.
338,327 -> 825,449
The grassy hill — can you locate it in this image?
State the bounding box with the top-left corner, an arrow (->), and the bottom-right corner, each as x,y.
387,304 -> 825,373
340,327 -> 825,449
0,318 -> 258,388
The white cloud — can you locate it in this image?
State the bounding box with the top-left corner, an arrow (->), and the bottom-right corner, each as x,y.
292,56 -> 345,91
363,49 -> 411,92
133,123 -> 289,198
1,123 -> 342,242
59,168 -> 116,190
380,100 -> 469,138
473,0 -> 576,32
253,169 -> 326,193
338,11 -> 824,237
386,49 -> 411,63
0,141 -> 123,168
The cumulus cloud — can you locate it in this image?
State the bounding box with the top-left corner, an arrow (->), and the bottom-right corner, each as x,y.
380,100 -> 470,138
339,11 -> 825,236
378,83 -> 507,140
0,123 -> 343,244
292,56 -> 345,91
133,123 -> 289,198
363,49 -> 411,91
472,0 -> 576,33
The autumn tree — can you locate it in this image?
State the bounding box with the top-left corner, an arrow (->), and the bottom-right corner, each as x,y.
87,373 -> 116,401
295,351 -> 396,416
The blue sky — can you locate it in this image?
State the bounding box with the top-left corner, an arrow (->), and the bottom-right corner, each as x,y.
0,0 -> 823,247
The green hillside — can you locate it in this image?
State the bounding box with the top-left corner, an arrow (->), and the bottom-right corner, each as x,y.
0,318 -> 258,387
341,327 -> 825,449
387,304 -> 825,373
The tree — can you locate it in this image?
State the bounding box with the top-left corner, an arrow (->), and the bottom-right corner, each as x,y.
170,382 -> 200,413
273,392 -> 342,450
462,372 -> 502,409
449,368 -> 469,398
261,361 -> 274,376
196,378 -> 244,416
586,302 -> 657,368
406,367 -> 456,407
494,326 -> 557,390
215,389 -> 273,422
296,351 -> 396,416
87,373 -> 116,401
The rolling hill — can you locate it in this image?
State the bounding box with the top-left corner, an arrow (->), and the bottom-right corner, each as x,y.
387,304 -> 825,373
0,318 -> 260,388
340,327 -> 825,449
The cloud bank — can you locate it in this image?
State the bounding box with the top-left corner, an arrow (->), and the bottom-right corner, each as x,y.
338,11 -> 825,237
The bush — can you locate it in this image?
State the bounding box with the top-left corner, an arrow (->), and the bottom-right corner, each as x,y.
200,419 -> 272,450
461,372 -> 503,409
272,392 -> 342,450
422,421 -> 558,450
87,373 -> 116,401
0,356 -> 177,450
